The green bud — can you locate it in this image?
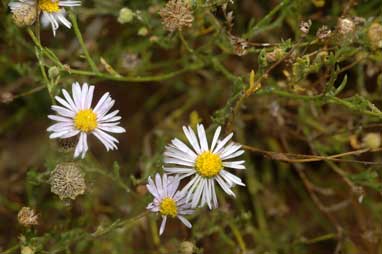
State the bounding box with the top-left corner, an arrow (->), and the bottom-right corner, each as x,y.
179,241 -> 194,254
138,27 -> 149,36
118,8 -> 134,24
48,66 -> 60,79
363,133 -> 381,150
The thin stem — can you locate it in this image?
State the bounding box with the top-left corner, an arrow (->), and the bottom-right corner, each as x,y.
178,31 -> 194,53
68,10 -> 99,73
243,145 -> 382,165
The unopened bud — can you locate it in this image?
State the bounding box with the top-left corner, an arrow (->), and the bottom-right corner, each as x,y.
118,7 -> 134,24
48,66 -> 60,79
368,22 -> 382,49
362,132 -> 381,150
179,241 -> 194,254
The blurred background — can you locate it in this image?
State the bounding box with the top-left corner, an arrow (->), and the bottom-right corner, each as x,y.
1,0 -> 382,253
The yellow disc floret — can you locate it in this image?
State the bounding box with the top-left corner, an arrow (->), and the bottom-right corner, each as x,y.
159,197 -> 177,217
39,0 -> 60,13
195,151 -> 222,178
74,109 -> 97,132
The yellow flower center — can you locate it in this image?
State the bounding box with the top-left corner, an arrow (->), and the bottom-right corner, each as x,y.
39,0 -> 60,13
195,151 -> 222,178
74,109 -> 97,132
159,197 -> 177,217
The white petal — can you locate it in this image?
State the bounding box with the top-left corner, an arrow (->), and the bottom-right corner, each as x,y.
213,133 -> 234,154
182,126 -> 201,154
210,126 -> 221,152
177,216 -> 192,228
159,216 -> 167,235
197,124 -> 208,152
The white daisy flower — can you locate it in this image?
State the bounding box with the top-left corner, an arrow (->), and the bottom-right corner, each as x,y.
146,173 -> 194,235
8,0 -> 81,36
47,82 -> 126,159
164,124 -> 246,209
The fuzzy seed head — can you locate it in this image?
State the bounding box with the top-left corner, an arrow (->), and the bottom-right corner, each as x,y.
49,163 -> 86,200
18,207 -> 38,227
159,0 -> 194,32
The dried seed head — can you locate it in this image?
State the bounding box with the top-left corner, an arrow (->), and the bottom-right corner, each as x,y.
49,163 -> 86,200
56,136 -> 78,153
10,2 -> 37,27
159,0 -> 194,32
229,34 -> 248,56
299,19 -> 312,35
368,22 -> 382,49
362,132 -> 381,150
337,17 -> 356,35
1,92 -> 14,104
18,207 -> 38,227
316,25 -> 332,41
121,53 -> 140,70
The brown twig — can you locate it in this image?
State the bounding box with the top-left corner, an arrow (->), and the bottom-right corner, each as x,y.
243,144 -> 382,164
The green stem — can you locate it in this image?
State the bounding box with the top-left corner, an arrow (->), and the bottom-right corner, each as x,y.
178,31 -> 194,53
68,10 -> 99,73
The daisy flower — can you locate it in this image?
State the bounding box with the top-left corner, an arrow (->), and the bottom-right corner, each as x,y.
8,0 -> 81,36
146,173 -> 194,235
164,124 -> 245,209
47,82 -> 126,159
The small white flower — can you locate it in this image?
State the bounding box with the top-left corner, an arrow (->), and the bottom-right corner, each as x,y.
47,82 -> 126,159
164,124 -> 245,209
8,0 -> 81,36
146,173 -> 194,235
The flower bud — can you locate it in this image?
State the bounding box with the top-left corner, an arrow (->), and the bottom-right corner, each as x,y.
118,7 -> 134,24
362,132 -> 381,150
179,241 -> 194,254
368,22 -> 382,49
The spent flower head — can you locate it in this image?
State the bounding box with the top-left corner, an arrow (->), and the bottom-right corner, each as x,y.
163,124 -> 246,209
316,25 -> 332,41
49,162 -> 86,200
18,207 -> 38,226
159,0 -> 194,32
8,0 -> 81,36
8,0 -> 37,27
146,173 -> 194,235
47,82 -> 126,158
